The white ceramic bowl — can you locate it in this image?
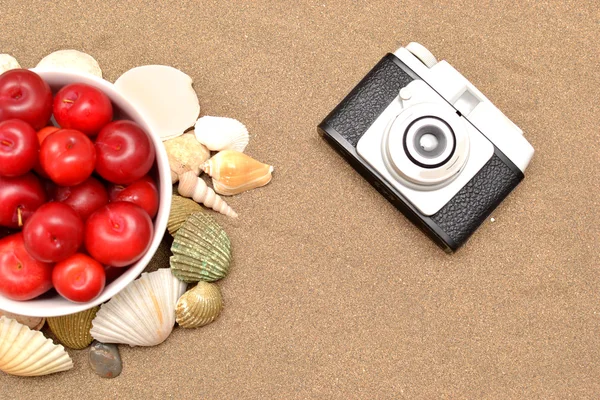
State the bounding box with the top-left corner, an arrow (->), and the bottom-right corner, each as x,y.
0,70 -> 172,317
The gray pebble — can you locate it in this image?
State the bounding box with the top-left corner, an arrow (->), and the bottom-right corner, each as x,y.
89,341 -> 122,378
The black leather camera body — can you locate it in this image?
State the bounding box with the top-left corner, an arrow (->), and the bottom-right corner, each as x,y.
318,43 -> 534,252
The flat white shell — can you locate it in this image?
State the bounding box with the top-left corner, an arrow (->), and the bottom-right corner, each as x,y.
115,65 -> 200,141
0,316 -> 73,376
194,116 -> 249,153
36,49 -> 102,78
0,54 -> 20,74
90,269 -> 187,347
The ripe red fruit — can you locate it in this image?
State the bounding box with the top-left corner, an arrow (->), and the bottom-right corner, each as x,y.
0,69 -> 53,130
53,83 -> 113,137
0,172 -> 46,228
0,233 -> 53,301
52,253 -> 106,303
0,119 -> 39,177
52,176 -> 109,221
95,120 -> 155,184
23,202 -> 84,263
33,126 -> 60,178
40,129 -> 96,186
37,125 -> 60,145
85,202 -> 153,267
108,175 -> 159,218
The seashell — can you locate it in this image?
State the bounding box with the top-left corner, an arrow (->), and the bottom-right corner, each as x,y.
115,65 -> 200,141
90,269 -> 186,347
0,316 -> 73,376
177,170 -> 238,218
47,307 -> 99,350
194,116 -> 249,153
0,310 -> 44,331
170,212 -> 232,283
35,49 -> 102,78
0,54 -> 20,74
168,195 -> 204,236
164,132 -> 210,179
202,150 -> 274,196
176,281 -> 223,328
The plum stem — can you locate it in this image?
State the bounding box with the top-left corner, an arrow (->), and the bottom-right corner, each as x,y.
17,207 -> 23,227
63,99 -> 74,104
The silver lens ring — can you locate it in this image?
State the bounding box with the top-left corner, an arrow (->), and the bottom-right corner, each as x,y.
383,102 -> 470,187
403,116 -> 456,168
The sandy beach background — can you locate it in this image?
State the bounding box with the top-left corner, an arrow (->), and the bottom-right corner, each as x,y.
0,0 -> 598,398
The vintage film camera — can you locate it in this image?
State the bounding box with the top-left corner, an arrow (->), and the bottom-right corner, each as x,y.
318,43 -> 534,252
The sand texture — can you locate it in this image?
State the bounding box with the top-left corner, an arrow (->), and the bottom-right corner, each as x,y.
0,0 -> 598,398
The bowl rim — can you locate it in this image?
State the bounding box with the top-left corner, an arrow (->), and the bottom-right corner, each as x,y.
0,69 -> 172,317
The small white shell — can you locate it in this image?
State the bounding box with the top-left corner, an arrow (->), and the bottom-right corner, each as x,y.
0,54 -> 20,74
115,65 -> 200,141
0,316 -> 73,376
90,269 -> 187,347
194,116 -> 249,153
35,49 -> 102,78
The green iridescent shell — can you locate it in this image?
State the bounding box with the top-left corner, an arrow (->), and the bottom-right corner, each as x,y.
170,211 -> 231,283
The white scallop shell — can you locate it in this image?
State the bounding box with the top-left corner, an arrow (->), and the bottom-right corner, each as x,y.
90,269 -> 187,347
0,54 -> 20,74
194,116 -> 249,153
0,316 -> 73,376
115,65 -> 200,141
35,49 -> 102,78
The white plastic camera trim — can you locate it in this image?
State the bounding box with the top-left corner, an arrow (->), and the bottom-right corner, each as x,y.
393,45 -> 534,173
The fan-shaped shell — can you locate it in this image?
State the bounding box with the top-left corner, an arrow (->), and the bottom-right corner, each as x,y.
0,54 -> 20,74
168,195 -> 204,236
164,132 -> 210,177
90,269 -> 187,347
176,282 -> 223,329
0,316 -> 73,376
194,116 -> 249,152
170,212 -> 232,283
0,310 -> 44,331
202,150 -> 273,196
35,49 -> 102,78
115,65 -> 200,140
47,307 -> 99,350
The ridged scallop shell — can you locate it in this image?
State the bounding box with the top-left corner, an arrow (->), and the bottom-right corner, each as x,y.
115,65 -> 200,140
0,316 -> 73,376
168,195 -> 204,236
170,212 -> 232,283
0,54 -> 20,74
90,269 -> 186,347
164,132 -> 210,179
202,150 -> 273,196
47,307 -> 99,350
0,310 -> 44,330
194,116 -> 249,153
176,282 -> 223,328
35,49 -> 102,78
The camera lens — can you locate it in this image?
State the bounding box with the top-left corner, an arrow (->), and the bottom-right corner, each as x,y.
403,116 -> 455,168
